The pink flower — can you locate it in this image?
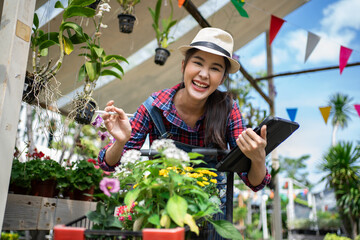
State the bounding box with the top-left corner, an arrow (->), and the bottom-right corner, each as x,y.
99,178 -> 120,197
119,216 -> 125,221
98,131 -> 110,141
127,215 -> 132,221
92,115 -> 103,128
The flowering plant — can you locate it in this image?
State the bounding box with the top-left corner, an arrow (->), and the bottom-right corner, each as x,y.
87,139 -> 242,239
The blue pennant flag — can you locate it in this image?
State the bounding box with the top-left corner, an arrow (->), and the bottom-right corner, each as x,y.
286,108 -> 298,122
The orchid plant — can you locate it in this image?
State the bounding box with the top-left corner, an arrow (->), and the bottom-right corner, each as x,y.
87,139 -> 242,239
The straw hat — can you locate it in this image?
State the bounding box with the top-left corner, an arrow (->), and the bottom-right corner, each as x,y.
178,27 -> 240,73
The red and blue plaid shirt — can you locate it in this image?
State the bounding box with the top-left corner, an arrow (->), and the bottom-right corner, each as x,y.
98,83 -> 271,192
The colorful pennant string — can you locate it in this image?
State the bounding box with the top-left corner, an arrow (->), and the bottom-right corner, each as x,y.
339,46 -> 353,74
269,15 -> 285,45
354,104 -> 360,118
304,32 -> 320,63
231,0 -> 249,18
178,0 -> 185,8
319,106 -> 332,124
286,108 -> 298,122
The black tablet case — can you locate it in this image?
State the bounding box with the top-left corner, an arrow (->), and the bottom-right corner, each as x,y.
216,116 -> 300,173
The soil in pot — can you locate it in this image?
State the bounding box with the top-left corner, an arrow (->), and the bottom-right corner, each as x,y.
117,14 -> 136,33
22,72 -> 45,104
75,99 -> 96,125
154,48 -> 170,66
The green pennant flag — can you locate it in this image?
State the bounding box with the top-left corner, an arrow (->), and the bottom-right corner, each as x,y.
231,0 -> 249,18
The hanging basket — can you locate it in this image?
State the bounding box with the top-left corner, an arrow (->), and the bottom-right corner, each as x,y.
117,14 -> 136,33
22,72 -> 45,104
154,47 -> 170,66
75,99 -> 96,125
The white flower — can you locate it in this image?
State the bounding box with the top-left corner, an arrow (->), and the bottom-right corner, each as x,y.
100,23 -> 108,29
162,147 -> 190,162
143,170 -> 151,177
121,149 -> 141,165
99,3 -> 111,12
151,139 -> 176,151
96,10 -> 103,17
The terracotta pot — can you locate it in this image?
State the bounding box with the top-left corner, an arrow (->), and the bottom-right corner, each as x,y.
30,179 -> 57,197
154,48 -> 170,66
142,227 -> 185,240
117,14 -> 136,33
72,186 -> 95,201
75,100 -> 96,125
8,183 -> 29,195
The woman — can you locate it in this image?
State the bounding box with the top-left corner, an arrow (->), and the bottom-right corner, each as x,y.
98,27 -> 271,191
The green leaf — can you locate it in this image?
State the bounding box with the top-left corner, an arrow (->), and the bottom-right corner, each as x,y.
93,46 -> 104,58
148,214 -> 160,227
54,1 -> 64,9
166,194 -> 187,227
37,32 -> 60,46
184,213 -> 199,235
85,61 -> 98,82
78,64 -> 86,82
60,22 -> 85,38
33,13 -> 39,29
70,0 -> 96,7
101,62 -> 124,75
103,55 -> 128,64
39,40 -> 57,51
124,188 -> 140,207
63,6 -> 95,19
100,69 -> 123,80
160,214 -> 171,228
208,219 -> 243,240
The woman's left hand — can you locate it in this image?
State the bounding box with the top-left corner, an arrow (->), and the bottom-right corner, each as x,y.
236,125 -> 267,166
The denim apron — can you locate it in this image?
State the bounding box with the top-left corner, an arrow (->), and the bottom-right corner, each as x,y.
143,97 -> 228,240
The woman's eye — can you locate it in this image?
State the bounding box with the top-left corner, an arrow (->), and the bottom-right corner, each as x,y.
193,61 -> 202,66
211,67 -> 220,72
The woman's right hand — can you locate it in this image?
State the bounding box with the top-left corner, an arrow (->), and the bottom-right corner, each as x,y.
102,100 -> 132,144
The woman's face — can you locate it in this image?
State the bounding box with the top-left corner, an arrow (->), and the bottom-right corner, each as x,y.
182,50 -> 226,103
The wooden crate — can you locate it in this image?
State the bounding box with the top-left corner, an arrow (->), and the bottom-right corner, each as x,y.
2,194 -> 97,230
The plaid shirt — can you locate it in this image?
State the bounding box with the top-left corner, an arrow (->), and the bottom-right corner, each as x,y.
98,83 -> 271,192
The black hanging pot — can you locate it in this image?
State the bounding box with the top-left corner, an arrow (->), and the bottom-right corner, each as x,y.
117,14 -> 136,33
75,99 -> 96,125
22,72 -> 45,104
154,47 -> 170,66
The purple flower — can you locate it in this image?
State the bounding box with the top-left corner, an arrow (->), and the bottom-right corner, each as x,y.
92,115 -> 103,128
100,177 -> 120,197
98,131 -> 110,141
232,53 -> 240,62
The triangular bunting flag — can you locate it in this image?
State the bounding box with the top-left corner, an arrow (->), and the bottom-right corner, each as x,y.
354,104 -> 360,118
319,106 -> 332,124
286,108 -> 298,122
178,0 -> 185,8
339,46 -> 353,74
269,15 -> 285,45
231,0 -> 249,18
304,32 -> 320,63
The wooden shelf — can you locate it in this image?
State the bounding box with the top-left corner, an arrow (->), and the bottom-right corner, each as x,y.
3,194 -> 97,230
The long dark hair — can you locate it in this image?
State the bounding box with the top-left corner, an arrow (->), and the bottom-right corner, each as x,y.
183,48 -> 233,149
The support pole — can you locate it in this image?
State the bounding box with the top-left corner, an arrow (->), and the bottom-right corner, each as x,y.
0,0 -> 36,232
266,30 -> 282,240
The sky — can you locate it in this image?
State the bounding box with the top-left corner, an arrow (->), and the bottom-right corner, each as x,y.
234,0 -> 360,192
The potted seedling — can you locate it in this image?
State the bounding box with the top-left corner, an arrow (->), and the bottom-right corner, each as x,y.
149,0 -> 177,65
116,0 -> 141,33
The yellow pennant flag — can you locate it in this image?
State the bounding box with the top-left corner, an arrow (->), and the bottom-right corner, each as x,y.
319,106 -> 331,124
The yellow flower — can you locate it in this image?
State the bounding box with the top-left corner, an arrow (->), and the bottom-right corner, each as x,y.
210,179 -> 217,184
133,183 -> 139,188
197,181 -> 205,187
202,177 -> 208,181
202,181 -> 209,185
184,166 -> 193,171
159,169 -> 169,177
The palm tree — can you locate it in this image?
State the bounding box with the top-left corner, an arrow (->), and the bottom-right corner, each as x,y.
328,93 -> 354,146
318,141 -> 360,238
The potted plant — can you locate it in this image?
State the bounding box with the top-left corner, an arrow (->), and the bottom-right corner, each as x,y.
149,0 -> 177,65
116,0 -> 141,33
24,1 -> 95,106
83,139 -> 242,239
24,148 -> 66,197
71,1 -> 128,125
9,158 -> 31,195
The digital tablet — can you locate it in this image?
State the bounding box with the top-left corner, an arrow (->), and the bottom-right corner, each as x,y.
216,116 -> 300,173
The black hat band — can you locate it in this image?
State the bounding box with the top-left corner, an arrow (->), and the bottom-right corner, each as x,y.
190,41 -> 231,57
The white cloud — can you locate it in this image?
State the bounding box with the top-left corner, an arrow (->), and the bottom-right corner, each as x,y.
248,52 -> 266,68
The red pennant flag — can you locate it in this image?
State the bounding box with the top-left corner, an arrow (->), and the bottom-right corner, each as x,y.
339,46 -> 353,74
178,0 -> 185,8
354,104 -> 360,118
269,15 -> 285,45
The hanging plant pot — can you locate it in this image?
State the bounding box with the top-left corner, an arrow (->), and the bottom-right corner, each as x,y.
87,0 -> 101,9
22,72 -> 45,104
154,47 -> 170,66
117,14 -> 136,33
75,99 -> 96,125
